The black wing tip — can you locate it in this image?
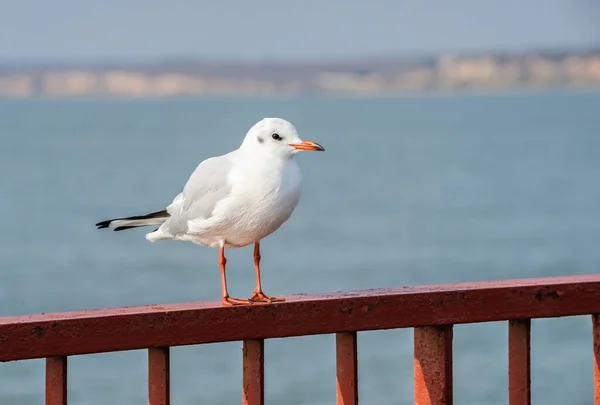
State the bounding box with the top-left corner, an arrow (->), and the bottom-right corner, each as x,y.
95,221 -> 138,232
113,226 -> 138,231
95,209 -> 168,231
96,220 -> 112,229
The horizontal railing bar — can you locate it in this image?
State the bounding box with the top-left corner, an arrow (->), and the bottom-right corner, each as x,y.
0,274 -> 599,362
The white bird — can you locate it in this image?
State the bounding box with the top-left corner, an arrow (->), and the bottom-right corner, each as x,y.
96,117 -> 324,305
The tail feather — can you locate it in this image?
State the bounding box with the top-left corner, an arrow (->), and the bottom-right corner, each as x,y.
96,209 -> 169,231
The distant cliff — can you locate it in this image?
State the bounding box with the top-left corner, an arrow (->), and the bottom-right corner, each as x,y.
1,50 -> 599,97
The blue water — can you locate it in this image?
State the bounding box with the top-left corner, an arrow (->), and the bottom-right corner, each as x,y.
0,92 -> 599,404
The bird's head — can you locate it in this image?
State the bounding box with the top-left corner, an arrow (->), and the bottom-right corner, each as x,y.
241,117 -> 325,157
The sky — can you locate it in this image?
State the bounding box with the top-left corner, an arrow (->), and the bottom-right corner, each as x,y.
1,0 -> 599,63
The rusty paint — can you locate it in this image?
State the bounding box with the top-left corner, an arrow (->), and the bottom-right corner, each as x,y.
33,326 -> 46,338
148,347 -> 170,405
0,275 -> 599,361
534,287 -> 561,301
336,332 -> 358,405
414,325 -> 453,405
508,319 -> 531,405
243,340 -> 264,405
593,314 -> 600,405
46,356 -> 67,405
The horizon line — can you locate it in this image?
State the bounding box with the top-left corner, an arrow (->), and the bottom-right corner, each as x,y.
2,44 -> 600,68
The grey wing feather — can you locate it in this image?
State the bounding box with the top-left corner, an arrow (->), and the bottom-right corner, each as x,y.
164,152 -> 235,236
183,154 -> 233,217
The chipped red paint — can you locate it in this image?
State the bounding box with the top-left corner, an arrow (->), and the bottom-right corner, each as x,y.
243,340 -> 264,405
336,332 -> 358,405
148,347 -> 170,405
509,320 -> 531,405
414,326 -> 453,405
45,357 -> 67,405
0,275 -> 599,362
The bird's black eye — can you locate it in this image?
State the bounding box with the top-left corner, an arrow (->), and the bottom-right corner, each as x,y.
271,133 -> 281,141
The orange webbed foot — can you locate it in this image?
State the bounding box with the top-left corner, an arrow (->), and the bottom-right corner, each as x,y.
222,296 -> 253,306
248,292 -> 285,304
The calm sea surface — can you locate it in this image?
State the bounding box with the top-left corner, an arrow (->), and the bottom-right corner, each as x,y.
0,92 -> 599,404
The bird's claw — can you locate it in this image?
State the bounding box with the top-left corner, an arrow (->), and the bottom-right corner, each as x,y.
248,292 -> 285,304
220,293 -> 285,306
222,296 -> 252,306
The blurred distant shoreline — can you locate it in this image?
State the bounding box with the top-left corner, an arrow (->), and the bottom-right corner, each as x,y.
1,49 -> 599,98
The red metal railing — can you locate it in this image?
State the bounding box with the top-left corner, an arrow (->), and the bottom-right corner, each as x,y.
1,274 -> 600,405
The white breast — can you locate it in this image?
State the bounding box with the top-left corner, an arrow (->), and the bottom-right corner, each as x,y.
190,156 -> 303,248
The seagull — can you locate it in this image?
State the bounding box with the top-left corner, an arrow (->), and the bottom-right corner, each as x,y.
96,117 -> 324,305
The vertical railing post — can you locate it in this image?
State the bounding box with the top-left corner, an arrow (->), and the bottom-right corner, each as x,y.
414,325 -> 453,405
243,339 -> 265,405
148,347 -> 170,405
336,332 -> 358,405
508,319 -> 531,405
46,356 -> 67,405
593,314 -> 600,405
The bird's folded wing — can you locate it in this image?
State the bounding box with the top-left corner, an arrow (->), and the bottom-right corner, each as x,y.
165,153 -> 235,235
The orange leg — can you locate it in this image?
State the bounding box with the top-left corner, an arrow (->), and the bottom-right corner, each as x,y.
219,247 -> 251,306
248,242 -> 284,303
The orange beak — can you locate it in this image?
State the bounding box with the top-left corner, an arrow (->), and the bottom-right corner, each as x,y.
289,140 -> 325,151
